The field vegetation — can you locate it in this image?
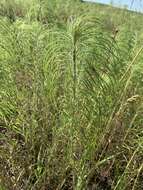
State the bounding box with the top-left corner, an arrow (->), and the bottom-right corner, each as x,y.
0,0 -> 143,189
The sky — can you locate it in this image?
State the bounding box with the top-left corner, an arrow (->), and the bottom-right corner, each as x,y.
83,0 -> 143,12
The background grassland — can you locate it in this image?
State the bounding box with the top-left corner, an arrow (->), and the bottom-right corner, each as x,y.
0,0 -> 143,190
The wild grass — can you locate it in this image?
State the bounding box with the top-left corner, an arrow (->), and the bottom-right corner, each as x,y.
0,0 -> 143,190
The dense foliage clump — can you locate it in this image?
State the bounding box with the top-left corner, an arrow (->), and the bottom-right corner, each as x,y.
0,1 -> 143,189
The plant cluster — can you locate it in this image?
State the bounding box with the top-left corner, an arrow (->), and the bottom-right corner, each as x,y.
0,1 -> 143,190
